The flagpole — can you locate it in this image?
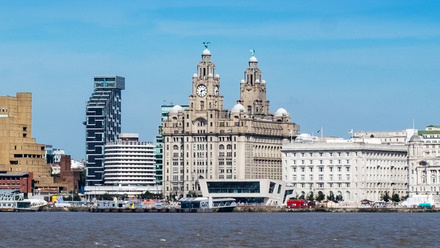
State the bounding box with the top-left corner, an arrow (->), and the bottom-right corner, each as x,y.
321,127 -> 323,139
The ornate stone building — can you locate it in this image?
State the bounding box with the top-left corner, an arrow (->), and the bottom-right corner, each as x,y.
282,138 -> 408,202
162,47 -> 299,198
408,126 -> 440,196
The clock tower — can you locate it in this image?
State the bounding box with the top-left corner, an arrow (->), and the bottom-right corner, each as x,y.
189,45 -> 224,113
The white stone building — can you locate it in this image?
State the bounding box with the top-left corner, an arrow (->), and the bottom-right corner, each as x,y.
282,137 -> 408,202
408,126 -> 440,196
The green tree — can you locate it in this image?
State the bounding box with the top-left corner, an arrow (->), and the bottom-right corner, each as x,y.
100,193 -> 114,201
327,191 -> 335,201
391,193 -> 400,203
382,191 -> 390,202
307,191 -> 314,201
335,194 -> 343,202
316,191 -> 325,202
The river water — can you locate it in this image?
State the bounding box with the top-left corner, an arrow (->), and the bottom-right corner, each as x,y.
0,212 -> 438,247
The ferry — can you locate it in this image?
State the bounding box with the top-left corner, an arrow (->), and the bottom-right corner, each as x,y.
15,198 -> 48,211
0,190 -> 47,212
0,190 -> 22,212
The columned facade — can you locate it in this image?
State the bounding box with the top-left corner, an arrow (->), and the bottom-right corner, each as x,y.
282,140 -> 408,202
162,48 -> 299,199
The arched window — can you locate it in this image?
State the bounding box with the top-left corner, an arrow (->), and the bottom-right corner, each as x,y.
219,144 -> 224,149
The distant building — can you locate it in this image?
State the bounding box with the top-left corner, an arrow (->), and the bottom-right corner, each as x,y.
408,125 -> 440,196
45,145 -> 65,164
0,171 -> 33,195
155,104 -> 189,186
282,137 -> 408,202
0,93 -> 56,192
85,76 -> 125,187
85,133 -> 159,197
162,48 -> 299,198
54,155 -> 81,193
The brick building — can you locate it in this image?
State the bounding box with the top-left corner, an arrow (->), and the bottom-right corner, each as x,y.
54,155 -> 81,193
0,171 -> 33,194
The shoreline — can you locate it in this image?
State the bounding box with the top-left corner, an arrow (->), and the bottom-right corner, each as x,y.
12,205 -> 439,213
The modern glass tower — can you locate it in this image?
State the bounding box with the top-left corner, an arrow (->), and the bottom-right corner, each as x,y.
85,76 -> 125,186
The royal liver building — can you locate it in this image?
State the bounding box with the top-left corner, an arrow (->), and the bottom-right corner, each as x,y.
161,46 -> 299,198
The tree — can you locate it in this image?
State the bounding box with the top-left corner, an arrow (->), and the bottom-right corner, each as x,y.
316,191 -> 325,202
307,191 -> 314,201
335,194 -> 343,202
100,193 -> 113,201
327,191 -> 335,201
391,193 -> 400,203
382,191 -> 390,202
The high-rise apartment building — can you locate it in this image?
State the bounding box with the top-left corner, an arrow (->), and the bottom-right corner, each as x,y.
84,133 -> 159,197
104,133 -> 156,188
85,76 -> 125,186
162,48 -> 299,198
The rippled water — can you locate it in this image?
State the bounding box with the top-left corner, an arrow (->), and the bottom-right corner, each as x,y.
0,212 -> 439,247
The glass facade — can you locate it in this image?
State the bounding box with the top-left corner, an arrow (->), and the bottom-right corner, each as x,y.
207,181 -> 260,194
85,76 -> 125,186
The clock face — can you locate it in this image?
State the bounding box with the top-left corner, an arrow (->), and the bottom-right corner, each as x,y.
196,84 -> 207,97
214,85 -> 219,96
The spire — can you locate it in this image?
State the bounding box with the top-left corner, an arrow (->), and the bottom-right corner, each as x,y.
196,42 -> 215,79
249,49 -> 258,68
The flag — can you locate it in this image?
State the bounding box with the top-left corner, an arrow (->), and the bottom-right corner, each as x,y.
317,129 -> 320,133
289,130 -> 292,136
348,129 -> 353,134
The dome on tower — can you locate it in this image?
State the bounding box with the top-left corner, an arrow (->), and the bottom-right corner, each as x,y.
203,49 -> 211,55
274,108 -> 289,117
249,56 -> 258,62
409,134 -> 422,143
231,103 -> 246,113
169,105 -> 184,114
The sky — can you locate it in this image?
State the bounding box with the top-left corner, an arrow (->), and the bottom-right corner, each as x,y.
1,1 -> 440,160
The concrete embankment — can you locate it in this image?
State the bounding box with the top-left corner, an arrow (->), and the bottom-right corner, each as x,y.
233,206 -> 440,213
42,206 -> 440,213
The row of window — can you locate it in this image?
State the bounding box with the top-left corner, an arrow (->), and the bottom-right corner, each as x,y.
291,166 -> 350,173
292,174 -> 350,181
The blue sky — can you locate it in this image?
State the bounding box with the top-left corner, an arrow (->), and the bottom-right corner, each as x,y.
1,1 -> 440,160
